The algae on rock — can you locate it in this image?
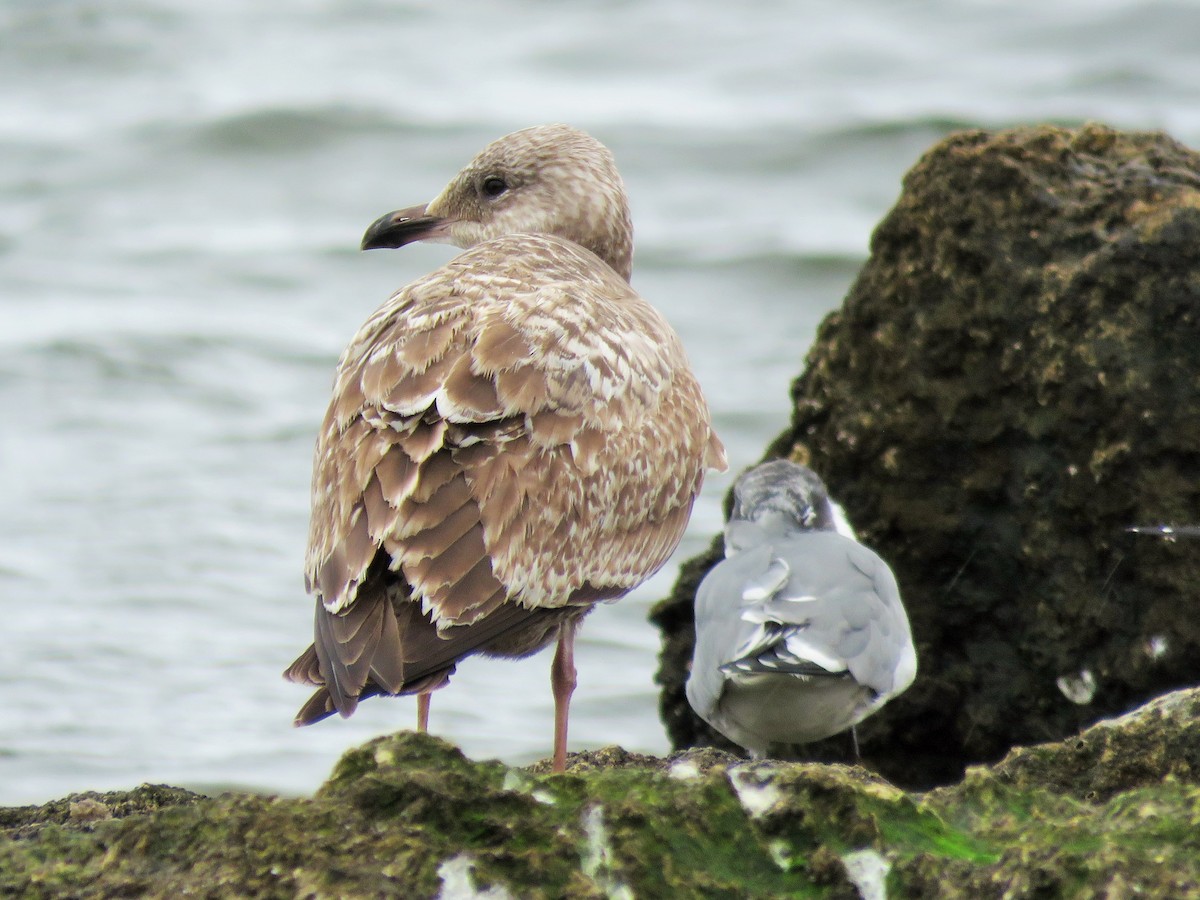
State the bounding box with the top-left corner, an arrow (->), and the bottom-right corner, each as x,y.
5,700 -> 1200,897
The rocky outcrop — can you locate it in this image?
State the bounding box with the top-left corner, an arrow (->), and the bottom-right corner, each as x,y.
3,689 -> 1200,897
654,123 -> 1200,789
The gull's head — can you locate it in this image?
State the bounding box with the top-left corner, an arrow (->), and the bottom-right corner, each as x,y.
728,460 -> 839,546
361,124 -> 634,281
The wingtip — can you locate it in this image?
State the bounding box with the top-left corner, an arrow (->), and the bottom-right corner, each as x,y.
293,687 -> 344,727
282,643 -> 322,686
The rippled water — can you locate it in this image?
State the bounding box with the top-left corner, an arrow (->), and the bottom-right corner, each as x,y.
3,0 -> 1200,804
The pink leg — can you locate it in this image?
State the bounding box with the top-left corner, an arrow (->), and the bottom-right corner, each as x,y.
417,692 -> 431,734
550,618 -> 578,772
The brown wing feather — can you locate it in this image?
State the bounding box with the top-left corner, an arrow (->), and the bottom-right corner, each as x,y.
291,235 -> 725,720
287,595 -> 586,726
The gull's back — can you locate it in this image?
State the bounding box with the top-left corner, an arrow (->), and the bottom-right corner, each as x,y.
687,461 -> 915,757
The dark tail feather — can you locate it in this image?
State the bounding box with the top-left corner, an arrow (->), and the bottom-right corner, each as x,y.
283,644 -> 322,686
284,571 -> 587,726
294,687 -> 339,726
291,668 -> 457,727
314,588 -> 393,714
284,583 -> 459,726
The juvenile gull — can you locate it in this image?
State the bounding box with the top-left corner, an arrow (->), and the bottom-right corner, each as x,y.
284,124 -> 727,771
686,460 -> 915,757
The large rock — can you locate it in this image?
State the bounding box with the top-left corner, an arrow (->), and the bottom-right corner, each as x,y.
654,123 -> 1200,788
4,691 -> 1200,896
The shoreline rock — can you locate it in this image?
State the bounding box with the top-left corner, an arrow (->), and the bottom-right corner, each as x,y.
3,688 -> 1199,896
655,123 -> 1200,790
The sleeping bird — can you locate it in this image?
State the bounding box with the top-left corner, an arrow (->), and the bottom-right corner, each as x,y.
686,460 -> 916,757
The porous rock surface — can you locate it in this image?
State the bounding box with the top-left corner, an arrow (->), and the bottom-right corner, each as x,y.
3,691 -> 1200,897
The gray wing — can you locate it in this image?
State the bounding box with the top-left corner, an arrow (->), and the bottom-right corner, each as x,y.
686,544 -> 783,724
760,531 -> 915,696
685,532 -> 915,727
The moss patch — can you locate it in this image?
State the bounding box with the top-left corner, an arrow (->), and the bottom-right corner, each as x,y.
6,696 -> 1200,897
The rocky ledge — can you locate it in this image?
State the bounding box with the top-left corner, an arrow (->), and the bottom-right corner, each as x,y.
2,687 -> 1199,897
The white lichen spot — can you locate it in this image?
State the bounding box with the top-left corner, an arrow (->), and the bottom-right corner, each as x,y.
768,839 -> 794,871
1056,668 -> 1097,705
1146,634 -> 1169,660
436,854 -> 514,900
728,765 -> 781,819
501,769 -> 556,805
841,848 -> 891,900
668,759 -> 701,781
373,747 -> 397,768
579,805 -> 633,900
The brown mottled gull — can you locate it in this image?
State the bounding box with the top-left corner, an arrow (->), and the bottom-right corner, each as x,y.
283,124 -> 727,771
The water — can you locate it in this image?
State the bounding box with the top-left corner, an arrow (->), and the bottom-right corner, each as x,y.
3,0 -> 1200,805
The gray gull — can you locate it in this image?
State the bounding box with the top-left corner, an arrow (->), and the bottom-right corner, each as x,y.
686,460 -> 915,757
284,124 -> 727,771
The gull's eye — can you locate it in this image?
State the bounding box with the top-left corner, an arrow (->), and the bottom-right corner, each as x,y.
480,176 -> 509,199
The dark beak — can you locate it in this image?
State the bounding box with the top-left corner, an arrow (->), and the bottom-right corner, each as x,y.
360,204 -> 449,250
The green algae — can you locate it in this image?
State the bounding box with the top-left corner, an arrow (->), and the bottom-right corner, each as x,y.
6,694 -> 1200,897
908,777 -> 1200,897
0,736 -> 819,898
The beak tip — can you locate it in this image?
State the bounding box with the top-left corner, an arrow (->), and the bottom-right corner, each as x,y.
360,205 -> 440,252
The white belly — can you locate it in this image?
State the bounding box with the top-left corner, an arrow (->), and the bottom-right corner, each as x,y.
719,673 -> 874,750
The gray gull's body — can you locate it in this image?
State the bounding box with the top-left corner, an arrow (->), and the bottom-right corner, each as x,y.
686,460 -> 915,757
284,124 -> 727,771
